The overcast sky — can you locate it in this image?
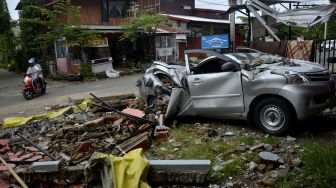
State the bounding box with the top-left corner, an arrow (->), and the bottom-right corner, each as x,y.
5,0 -> 331,20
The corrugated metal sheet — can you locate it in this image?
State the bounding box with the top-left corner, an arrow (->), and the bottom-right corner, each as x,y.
165,14 -> 235,24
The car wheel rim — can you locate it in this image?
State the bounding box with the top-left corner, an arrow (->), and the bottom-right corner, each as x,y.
260,105 -> 285,131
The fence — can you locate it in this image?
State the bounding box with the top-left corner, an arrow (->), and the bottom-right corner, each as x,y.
313,39 -> 336,74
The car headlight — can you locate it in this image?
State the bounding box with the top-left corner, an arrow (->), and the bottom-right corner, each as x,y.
285,71 -> 310,84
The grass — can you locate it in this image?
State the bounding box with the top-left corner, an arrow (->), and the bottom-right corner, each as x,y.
147,125 -> 245,182
302,143 -> 336,187
276,143 -> 336,188
262,136 -> 279,145
241,135 -> 255,145
150,125 -> 233,160
231,135 -> 279,146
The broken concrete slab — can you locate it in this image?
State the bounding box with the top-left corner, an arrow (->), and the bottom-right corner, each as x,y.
148,160 -> 211,185
149,160 -> 211,171
259,152 -> 284,164
250,143 -> 264,151
31,161 -> 61,173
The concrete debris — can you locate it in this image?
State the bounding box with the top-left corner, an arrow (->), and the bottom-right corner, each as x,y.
248,161 -> 257,171
0,94 -> 171,187
286,135 -> 297,142
250,143 -> 264,151
263,144 -> 273,152
259,151 -> 285,164
149,160 -> 210,185
31,161 -> 61,173
223,131 -> 235,136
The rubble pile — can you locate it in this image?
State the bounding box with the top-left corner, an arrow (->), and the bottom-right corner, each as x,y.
147,123 -> 307,188
219,129 -> 303,187
0,94 -> 169,187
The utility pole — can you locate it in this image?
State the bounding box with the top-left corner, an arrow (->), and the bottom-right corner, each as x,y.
324,21 -> 328,40
229,0 -> 236,50
229,0 -> 242,50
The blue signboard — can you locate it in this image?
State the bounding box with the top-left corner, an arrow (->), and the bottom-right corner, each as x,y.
201,34 -> 229,49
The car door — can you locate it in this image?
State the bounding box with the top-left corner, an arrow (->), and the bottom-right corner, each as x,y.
185,50 -> 244,115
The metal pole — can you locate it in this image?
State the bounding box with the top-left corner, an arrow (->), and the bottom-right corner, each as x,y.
247,9 -> 252,46
289,3 -> 292,40
15,132 -> 58,161
324,21 -> 328,40
250,16 -> 253,42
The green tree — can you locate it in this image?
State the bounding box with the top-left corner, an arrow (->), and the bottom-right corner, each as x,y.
19,0 -> 43,71
20,0 -> 98,63
0,0 -> 11,34
120,9 -> 167,59
0,0 -> 16,69
277,20 -> 336,41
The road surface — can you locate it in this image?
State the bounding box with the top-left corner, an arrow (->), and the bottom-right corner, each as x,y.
0,68 -> 141,120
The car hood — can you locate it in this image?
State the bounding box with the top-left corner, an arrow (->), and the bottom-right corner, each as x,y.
256,59 -> 326,73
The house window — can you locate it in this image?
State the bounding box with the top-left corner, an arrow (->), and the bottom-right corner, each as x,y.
181,5 -> 191,10
108,0 -> 130,18
177,20 -> 181,27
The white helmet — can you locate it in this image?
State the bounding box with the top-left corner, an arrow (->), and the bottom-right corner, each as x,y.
28,58 -> 35,64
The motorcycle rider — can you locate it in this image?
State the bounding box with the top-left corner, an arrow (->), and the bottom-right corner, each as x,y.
26,58 -> 43,91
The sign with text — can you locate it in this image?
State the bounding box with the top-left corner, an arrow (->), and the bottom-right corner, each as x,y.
201,34 -> 229,49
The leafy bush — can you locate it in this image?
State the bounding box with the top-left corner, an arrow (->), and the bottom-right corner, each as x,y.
80,63 -> 93,79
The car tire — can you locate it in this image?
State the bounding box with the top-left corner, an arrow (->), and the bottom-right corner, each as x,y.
253,97 -> 294,135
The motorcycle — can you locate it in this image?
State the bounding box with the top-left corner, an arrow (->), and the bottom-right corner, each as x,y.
21,74 -> 47,100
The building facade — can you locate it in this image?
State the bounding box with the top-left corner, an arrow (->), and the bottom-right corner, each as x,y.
33,0 -> 244,70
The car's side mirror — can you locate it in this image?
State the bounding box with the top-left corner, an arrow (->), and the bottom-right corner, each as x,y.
221,62 -> 240,72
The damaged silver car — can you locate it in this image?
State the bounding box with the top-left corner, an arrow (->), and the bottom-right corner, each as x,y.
137,49 -> 336,135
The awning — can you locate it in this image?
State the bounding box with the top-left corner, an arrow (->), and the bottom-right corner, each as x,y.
156,26 -> 190,34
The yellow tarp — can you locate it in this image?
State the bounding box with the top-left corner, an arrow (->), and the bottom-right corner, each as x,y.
85,148 -> 150,188
2,98 -> 92,128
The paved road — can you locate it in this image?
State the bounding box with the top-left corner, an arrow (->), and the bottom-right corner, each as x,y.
0,68 -> 141,120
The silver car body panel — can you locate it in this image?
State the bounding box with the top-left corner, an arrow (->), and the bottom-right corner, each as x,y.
137,49 -> 336,121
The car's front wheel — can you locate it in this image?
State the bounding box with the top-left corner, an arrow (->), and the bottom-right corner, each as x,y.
253,97 -> 294,135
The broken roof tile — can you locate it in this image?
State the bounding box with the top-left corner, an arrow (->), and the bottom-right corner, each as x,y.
0,139 -> 9,146
0,163 -> 16,171
122,108 -> 145,118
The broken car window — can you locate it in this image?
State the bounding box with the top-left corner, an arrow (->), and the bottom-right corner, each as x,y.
187,53 -> 230,74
